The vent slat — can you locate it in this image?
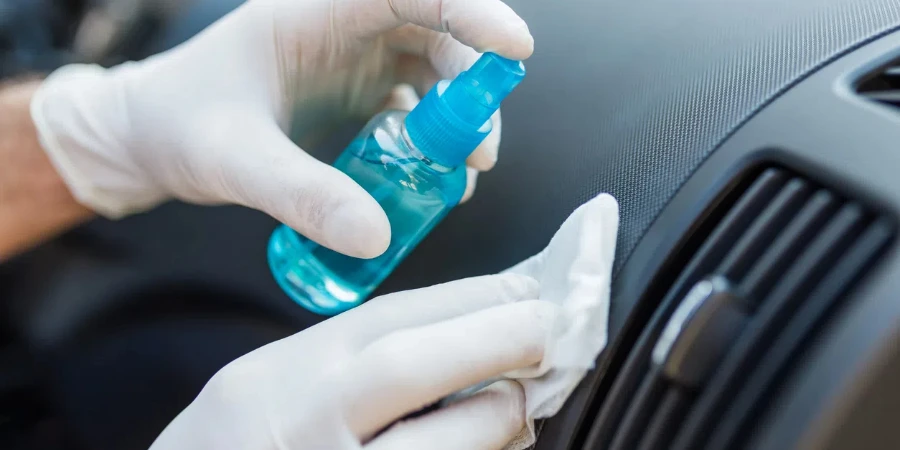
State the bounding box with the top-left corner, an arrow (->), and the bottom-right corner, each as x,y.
636,387 -> 691,450
581,164 -> 892,450
706,218 -> 894,449
670,204 -> 868,450
857,60 -> 900,107
717,178 -> 811,280
582,168 -> 788,449
860,90 -> 900,103
583,168 -> 787,448
883,65 -> 900,77
608,369 -> 665,450
739,190 -> 838,303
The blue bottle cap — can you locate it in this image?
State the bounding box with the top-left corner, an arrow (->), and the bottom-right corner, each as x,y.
404,52 -> 526,168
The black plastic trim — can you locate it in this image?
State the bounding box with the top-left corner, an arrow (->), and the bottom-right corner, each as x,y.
580,167 -> 783,449
716,178 -> 812,280
670,204 -> 871,449
636,387 -> 690,450
555,28 -> 900,450
707,219 -> 895,449
738,190 -> 839,302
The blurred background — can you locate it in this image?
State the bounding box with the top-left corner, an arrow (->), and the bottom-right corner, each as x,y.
1,0 -> 218,76
0,2 -> 304,449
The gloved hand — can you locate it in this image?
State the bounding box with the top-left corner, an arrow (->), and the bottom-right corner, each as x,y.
148,193 -> 619,450
30,0 -> 534,258
149,274 -> 562,450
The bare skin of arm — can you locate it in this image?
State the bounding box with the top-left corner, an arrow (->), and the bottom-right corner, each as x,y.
0,79 -> 93,261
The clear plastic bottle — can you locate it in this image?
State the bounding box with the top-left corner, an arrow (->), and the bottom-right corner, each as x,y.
268,53 -> 526,315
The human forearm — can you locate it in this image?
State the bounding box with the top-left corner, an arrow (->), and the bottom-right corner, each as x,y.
0,78 -> 93,261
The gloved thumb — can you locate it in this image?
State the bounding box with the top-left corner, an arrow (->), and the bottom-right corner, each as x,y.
202,116 -> 391,259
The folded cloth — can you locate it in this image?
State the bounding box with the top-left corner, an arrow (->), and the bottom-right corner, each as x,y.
502,193 -> 619,449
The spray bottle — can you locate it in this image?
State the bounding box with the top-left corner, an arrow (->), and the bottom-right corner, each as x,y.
268,52 -> 526,315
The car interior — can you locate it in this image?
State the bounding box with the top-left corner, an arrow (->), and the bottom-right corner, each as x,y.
3,0 -> 900,449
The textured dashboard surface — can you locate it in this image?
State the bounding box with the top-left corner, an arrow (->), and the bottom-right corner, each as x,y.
399,0 -> 900,289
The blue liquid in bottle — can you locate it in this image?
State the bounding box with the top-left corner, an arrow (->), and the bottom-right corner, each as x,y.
268,53 -> 526,315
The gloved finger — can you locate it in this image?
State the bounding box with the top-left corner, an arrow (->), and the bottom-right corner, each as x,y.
468,111 -> 502,171
461,167 -> 478,203
200,114 -> 391,259
364,380 -> 526,450
389,26 -> 504,171
382,83 -> 421,111
503,251 -> 545,278
341,299 -> 560,439
337,273 -> 539,346
394,52 -> 439,99
340,0 -> 534,61
388,24 -> 480,83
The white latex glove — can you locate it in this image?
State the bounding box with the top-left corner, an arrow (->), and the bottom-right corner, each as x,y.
149,274 -> 563,450
148,193 -> 619,450
31,0 -> 534,258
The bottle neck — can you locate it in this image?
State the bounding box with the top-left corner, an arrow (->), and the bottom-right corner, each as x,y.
400,121 -> 458,174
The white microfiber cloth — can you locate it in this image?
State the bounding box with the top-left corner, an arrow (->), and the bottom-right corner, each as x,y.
501,193 -> 619,449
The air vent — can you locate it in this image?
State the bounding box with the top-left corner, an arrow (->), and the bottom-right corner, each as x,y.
580,166 -> 894,450
857,58 -> 900,108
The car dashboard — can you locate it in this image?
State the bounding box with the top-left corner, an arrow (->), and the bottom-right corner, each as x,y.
3,0 -> 900,449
